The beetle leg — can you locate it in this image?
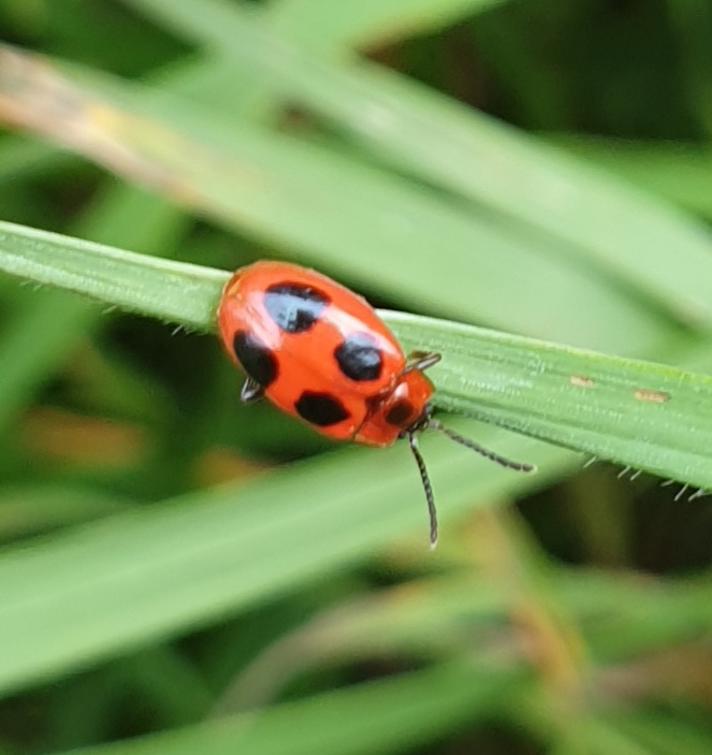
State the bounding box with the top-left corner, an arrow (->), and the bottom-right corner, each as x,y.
405,351 -> 442,373
241,377 -> 264,404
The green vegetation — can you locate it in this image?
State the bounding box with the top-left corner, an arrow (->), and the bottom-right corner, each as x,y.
0,1 -> 711,753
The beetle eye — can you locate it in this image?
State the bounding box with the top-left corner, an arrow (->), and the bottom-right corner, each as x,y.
385,398 -> 415,428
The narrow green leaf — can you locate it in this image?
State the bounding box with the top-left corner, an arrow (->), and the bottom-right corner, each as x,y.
0,423 -> 565,696
51,663 -> 521,755
0,221 -> 710,487
0,220 -> 225,332
122,0 -> 712,327
217,576 -> 508,712
548,571 -> 712,660
0,46 -> 674,352
391,311 -> 712,489
551,135 -> 712,221
269,0 -> 506,53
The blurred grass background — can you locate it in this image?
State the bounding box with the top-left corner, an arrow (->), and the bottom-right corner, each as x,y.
1,1 -> 712,753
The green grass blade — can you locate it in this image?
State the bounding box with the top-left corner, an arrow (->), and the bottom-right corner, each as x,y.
50,663 -> 521,755
0,220 -> 711,487
0,220 -> 225,332
269,0 -> 506,53
391,311 -> 712,489
122,0 -> 712,327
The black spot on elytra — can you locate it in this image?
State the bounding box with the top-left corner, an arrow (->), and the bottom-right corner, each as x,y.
385,399 -> 415,427
264,282 -> 329,333
233,331 -> 277,387
335,332 -> 383,381
295,391 -> 350,426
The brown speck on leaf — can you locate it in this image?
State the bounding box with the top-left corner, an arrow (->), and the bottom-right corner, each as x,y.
570,375 -> 594,388
634,388 -> 670,404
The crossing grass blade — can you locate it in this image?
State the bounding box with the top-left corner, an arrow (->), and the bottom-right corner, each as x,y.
0,45 -> 674,353
121,0 -> 712,328
269,0 -> 507,53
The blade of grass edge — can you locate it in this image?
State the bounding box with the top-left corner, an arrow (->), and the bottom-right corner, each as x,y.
0,219 -> 711,487
122,0 -> 712,328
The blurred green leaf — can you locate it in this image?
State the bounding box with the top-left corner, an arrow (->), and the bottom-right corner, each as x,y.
269,0 -> 506,53
0,135 -> 67,183
122,0 -> 712,329
109,648 -> 214,727
216,575 -> 507,712
0,187 -> 187,431
0,288 -> 96,430
50,662 -> 522,755
0,426 -> 564,696
551,136 -> 712,221
218,566 -> 712,712
0,45 -> 674,352
0,483 -> 132,540
603,710 -> 712,755
577,718 -> 654,755
44,646 -> 212,750
668,0 -> 712,135
547,570 -> 712,660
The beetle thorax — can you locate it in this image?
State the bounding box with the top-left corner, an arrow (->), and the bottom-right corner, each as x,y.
353,369 -> 435,447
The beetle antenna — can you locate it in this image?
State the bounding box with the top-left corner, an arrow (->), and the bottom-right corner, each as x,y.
428,419 -> 536,473
407,432 -> 438,548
